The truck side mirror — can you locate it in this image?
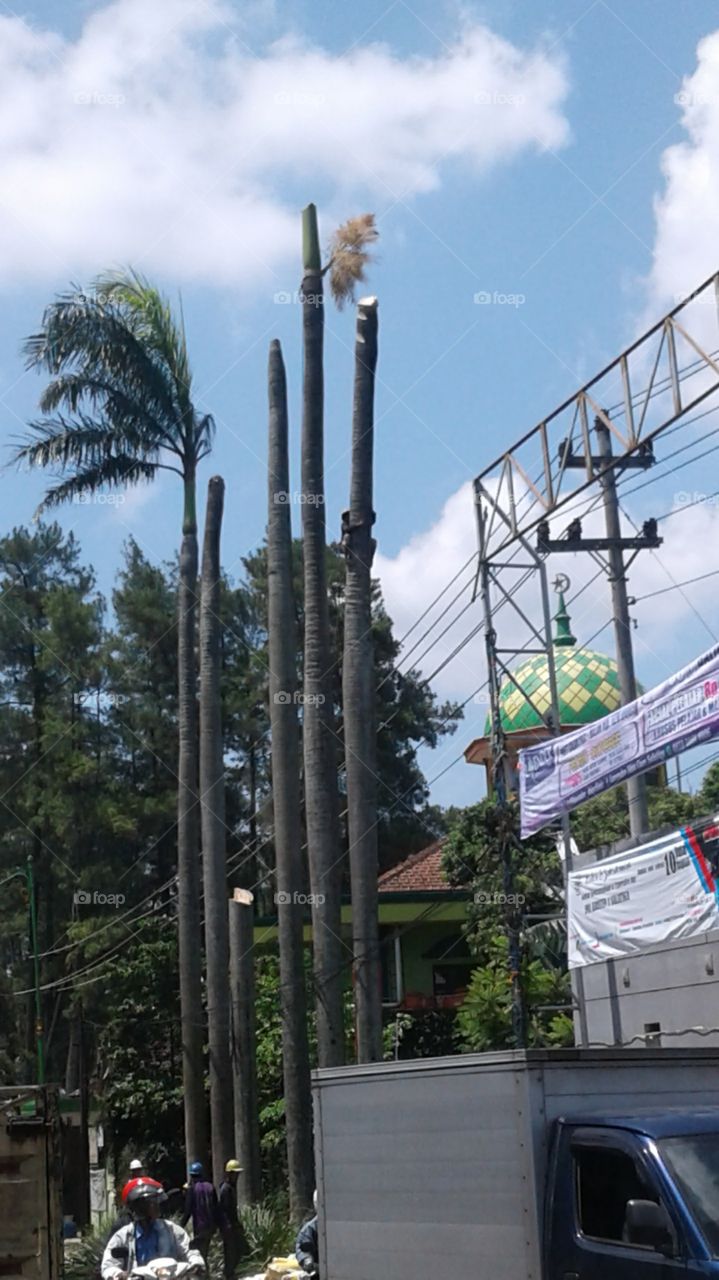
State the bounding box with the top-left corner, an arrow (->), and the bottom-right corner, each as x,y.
624,1199 -> 674,1255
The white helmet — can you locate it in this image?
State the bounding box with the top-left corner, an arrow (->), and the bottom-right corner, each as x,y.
129,1159 -> 143,1172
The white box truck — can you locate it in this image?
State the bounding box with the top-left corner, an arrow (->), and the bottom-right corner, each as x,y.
313,1047 -> 719,1280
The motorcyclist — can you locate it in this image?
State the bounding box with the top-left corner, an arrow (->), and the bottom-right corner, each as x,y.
108,1175 -> 145,1235
101,1178 -> 204,1279
295,1190 -> 319,1277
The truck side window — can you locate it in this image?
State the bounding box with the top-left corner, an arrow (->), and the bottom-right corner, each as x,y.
574,1145 -> 658,1244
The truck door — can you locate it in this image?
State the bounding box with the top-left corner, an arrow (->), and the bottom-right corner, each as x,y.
550,1127 -> 690,1280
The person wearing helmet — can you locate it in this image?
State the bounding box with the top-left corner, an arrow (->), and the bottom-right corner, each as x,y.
107,1173 -> 146,1236
180,1162 -> 220,1263
129,1158 -> 145,1178
218,1159 -> 246,1280
101,1178 -> 204,1279
295,1190 -> 319,1278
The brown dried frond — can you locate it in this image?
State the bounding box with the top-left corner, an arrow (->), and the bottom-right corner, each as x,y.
326,213 -> 379,309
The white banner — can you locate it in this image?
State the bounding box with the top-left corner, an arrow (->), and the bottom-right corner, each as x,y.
519,642 -> 719,836
568,821 -> 719,969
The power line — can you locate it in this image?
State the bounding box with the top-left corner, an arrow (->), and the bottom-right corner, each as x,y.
634,567 -> 719,604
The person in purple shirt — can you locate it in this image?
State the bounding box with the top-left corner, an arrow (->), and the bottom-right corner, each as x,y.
180,1163 -> 220,1262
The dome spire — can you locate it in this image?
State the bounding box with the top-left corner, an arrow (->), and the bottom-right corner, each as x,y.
552,577 -> 576,647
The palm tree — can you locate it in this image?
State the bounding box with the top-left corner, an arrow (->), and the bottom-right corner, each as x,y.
342,297 -> 382,1060
199,475 -> 234,1181
267,337 -> 314,1216
300,204 -> 378,1067
14,269 -> 213,1162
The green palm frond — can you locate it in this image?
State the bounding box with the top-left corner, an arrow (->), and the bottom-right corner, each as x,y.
95,270 -> 193,416
29,456 -> 158,510
16,269 -> 212,509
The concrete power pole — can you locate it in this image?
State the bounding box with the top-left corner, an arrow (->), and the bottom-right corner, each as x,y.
595,422 -> 650,837
539,418 -> 661,841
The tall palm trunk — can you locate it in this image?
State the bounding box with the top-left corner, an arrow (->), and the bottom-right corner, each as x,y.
178,469 -> 207,1163
229,892 -> 261,1205
342,297 -> 382,1061
268,338 -> 314,1217
200,475 -> 233,1182
300,203 -> 345,1067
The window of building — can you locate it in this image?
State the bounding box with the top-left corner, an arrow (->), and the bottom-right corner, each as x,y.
432,964 -> 472,996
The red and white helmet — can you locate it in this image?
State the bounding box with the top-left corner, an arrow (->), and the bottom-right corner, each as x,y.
122,1177 -> 165,1206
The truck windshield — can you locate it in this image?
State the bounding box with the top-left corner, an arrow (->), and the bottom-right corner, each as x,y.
660,1134 -> 719,1256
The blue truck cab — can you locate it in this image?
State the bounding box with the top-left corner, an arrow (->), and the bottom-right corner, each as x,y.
547,1111 -> 719,1279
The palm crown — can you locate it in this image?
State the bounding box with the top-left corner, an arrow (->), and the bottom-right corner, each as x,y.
15,270 -> 214,528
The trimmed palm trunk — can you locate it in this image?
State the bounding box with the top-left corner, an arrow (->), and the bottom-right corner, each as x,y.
267,338 -> 314,1217
13,272 -> 216,1163
229,892 -> 262,1205
342,297 -> 382,1061
200,475 -> 233,1182
178,472 -> 207,1162
300,203 -> 345,1067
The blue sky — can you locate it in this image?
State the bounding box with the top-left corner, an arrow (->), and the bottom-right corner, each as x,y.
2,0 -> 719,818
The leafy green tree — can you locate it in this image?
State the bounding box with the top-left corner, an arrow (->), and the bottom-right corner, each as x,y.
0,524 -> 119,1079
697,763 -> 719,815
442,799 -> 562,959
457,937 -> 573,1051
571,784 -> 696,852
72,917 -> 185,1184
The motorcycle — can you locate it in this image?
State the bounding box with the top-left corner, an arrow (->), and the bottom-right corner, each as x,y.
109,1247 -> 205,1280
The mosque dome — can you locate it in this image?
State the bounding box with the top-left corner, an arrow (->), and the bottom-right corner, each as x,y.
483,591 -> 626,735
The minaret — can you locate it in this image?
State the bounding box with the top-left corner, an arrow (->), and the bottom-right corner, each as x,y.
553,589 -> 576,648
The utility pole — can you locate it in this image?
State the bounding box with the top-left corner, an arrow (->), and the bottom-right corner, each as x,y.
538,416 -> 661,840
595,422 -> 649,835
78,1002 -> 91,1229
26,857 -> 44,1085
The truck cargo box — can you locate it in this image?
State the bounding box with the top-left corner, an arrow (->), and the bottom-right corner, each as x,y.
313,1047 -> 719,1280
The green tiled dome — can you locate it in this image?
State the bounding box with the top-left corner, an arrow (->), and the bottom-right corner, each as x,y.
483,592 -> 626,734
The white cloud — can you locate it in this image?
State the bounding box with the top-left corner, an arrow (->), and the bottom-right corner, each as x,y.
646,30 -> 719,313
0,0 -> 569,288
